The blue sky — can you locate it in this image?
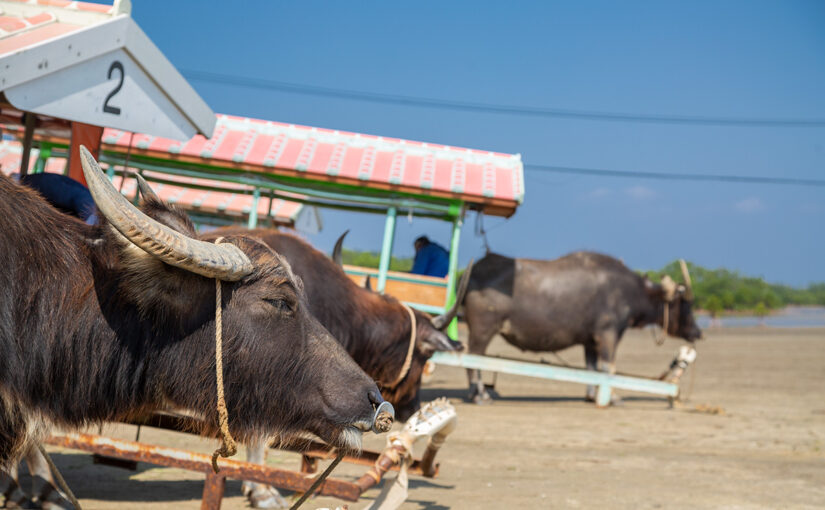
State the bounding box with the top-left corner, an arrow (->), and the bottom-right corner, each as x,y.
131,1 -> 824,286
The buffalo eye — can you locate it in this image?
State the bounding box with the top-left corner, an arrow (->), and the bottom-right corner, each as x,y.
263,297 -> 295,315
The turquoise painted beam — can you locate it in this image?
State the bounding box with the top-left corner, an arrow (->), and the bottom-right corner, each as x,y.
430,352 -> 678,398
402,302 -> 445,315
247,188 -> 261,228
376,207 -> 397,294
444,213 -> 463,340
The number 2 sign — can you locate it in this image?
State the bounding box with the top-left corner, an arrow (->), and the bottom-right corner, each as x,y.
103,61 -> 124,115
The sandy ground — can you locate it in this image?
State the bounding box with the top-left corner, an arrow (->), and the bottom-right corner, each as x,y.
14,327 -> 825,509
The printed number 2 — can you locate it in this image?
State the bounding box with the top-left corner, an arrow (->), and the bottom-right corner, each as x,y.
103,61 -> 124,115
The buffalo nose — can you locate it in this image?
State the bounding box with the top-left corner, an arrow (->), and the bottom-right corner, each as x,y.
368,388 -> 385,407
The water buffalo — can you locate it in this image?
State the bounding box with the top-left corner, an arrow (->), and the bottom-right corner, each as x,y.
464,251 -> 701,404
0,149 -> 385,474
211,228 -> 467,507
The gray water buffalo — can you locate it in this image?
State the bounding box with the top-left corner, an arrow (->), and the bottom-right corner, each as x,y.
0,149 -> 386,506
464,251 -> 701,404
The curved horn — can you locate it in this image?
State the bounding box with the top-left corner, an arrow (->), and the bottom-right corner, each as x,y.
679,259 -> 694,301
431,259 -> 474,330
80,146 -> 253,281
661,275 -> 677,302
331,229 -> 349,267
135,174 -> 159,202
364,274 -> 373,291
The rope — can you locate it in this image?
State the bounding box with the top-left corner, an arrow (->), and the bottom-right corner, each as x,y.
391,304 -> 418,388
682,355 -> 697,403
289,453 -> 344,510
37,443 -> 82,510
117,132 -> 135,193
211,237 -> 238,474
474,211 -> 490,253
651,301 -> 669,346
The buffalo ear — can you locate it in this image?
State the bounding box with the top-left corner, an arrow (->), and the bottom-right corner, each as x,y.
417,329 -> 464,356
107,198 -> 211,327
644,277 -> 665,300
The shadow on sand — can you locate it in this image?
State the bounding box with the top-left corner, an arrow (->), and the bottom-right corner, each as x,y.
420,387 -> 670,406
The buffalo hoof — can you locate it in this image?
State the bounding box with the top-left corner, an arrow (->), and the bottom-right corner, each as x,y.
36,482 -> 74,510
246,485 -> 289,509
469,390 -> 493,405
3,496 -> 36,509
585,392 -> 622,406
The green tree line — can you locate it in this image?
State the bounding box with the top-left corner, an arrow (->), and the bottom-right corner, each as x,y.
341,248 -> 413,272
342,248 -> 824,313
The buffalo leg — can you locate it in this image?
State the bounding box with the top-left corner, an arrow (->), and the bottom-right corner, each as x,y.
241,441 -> 288,509
25,445 -> 74,510
594,329 -> 622,406
584,343 -> 599,402
1,461 -> 33,509
465,327 -> 499,405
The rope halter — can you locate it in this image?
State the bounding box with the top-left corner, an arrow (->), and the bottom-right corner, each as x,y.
212,237 -> 238,473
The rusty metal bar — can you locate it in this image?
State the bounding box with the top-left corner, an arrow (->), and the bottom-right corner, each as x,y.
125,412 -> 434,477
201,471 -> 226,510
288,442 -> 432,477
45,433 -> 361,502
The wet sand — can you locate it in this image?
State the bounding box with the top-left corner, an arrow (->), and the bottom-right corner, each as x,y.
22,327 -> 825,509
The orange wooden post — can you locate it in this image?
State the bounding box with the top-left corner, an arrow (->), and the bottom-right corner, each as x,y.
67,122 -> 104,187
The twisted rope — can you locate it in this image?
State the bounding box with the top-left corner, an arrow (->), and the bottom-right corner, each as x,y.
212,237 -> 237,473
289,453 -> 344,510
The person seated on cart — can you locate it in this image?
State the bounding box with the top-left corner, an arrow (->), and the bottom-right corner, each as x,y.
411,235 -> 450,278
17,172 -> 98,225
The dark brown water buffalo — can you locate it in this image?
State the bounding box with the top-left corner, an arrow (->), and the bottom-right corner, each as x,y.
219,229 -> 468,421
0,149 -> 385,470
464,251 -> 701,404
210,228 -> 467,508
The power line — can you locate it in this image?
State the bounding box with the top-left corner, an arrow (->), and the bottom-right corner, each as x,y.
524,163 -> 825,187
182,69 -> 825,128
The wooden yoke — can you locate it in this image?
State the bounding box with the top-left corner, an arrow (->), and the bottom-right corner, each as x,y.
67,122 -> 103,187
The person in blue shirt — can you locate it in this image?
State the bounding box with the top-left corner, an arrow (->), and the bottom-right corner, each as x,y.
410,235 -> 450,277
18,172 -> 98,225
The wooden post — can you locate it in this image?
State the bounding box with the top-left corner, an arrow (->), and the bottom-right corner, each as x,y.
67,122 -> 104,187
19,113 -> 36,176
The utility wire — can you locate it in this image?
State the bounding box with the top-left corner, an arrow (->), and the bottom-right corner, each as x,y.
182,69 -> 825,128
524,163 -> 825,187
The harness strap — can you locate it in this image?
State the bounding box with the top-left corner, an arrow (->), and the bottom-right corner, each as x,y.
390,304 -> 418,388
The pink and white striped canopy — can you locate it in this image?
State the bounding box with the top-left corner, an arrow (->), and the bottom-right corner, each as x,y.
101,114 -> 524,216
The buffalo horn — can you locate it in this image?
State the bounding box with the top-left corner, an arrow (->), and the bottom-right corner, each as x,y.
679,259 -> 694,301
661,275 -> 677,302
80,146 -> 253,281
431,259 -> 474,330
135,174 -> 159,202
332,229 -> 349,267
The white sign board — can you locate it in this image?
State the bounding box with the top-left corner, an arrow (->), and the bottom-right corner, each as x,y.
5,48 -> 195,141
